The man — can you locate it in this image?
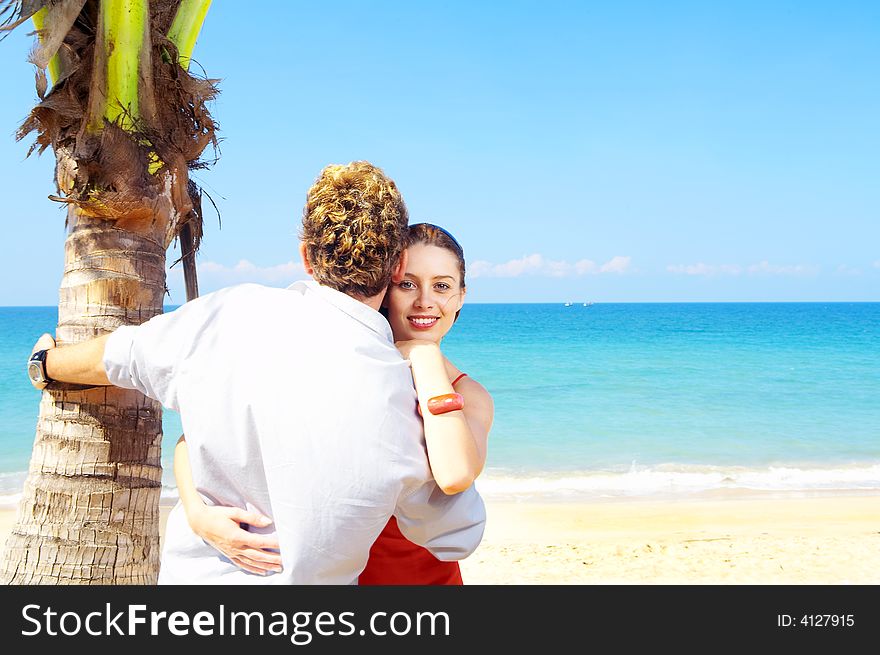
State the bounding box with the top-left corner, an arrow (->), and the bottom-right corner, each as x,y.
27,161 -> 485,584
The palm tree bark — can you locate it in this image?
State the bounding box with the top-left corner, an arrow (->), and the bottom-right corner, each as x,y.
0,0 -> 215,584
0,155 -> 170,585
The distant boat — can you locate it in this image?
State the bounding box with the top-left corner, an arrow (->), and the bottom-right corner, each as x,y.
583,302 -> 593,307
564,302 -> 573,307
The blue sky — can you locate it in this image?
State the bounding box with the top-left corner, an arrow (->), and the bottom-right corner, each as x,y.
1,1 -> 878,304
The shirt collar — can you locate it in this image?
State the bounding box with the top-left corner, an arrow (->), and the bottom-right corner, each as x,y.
287,279 -> 393,342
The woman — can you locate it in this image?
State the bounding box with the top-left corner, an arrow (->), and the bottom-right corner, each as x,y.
174,223 -> 494,584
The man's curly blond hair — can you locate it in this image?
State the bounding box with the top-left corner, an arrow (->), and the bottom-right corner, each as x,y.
301,161 -> 409,298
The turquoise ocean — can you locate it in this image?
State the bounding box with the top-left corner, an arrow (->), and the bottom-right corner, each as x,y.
1,302 -> 878,504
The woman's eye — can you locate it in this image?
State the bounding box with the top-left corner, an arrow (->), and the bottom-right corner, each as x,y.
435,283 -> 450,292
399,281 -> 416,290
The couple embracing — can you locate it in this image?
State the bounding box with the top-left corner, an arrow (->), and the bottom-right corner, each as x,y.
27,161 -> 494,585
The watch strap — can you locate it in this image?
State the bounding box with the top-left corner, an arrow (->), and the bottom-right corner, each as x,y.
29,349 -> 51,384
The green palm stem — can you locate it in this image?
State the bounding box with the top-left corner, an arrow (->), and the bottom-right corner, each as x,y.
167,0 -> 212,70
87,0 -> 148,134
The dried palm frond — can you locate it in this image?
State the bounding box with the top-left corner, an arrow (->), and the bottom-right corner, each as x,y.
10,0 -> 219,259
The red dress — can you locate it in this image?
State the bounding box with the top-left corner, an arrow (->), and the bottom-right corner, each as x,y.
358,517 -> 463,585
359,372 -> 470,586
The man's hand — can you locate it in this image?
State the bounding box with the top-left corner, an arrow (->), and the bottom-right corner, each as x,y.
188,505 -> 283,576
29,333 -> 57,390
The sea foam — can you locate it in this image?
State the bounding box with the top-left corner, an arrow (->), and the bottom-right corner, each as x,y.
476,461 -> 880,501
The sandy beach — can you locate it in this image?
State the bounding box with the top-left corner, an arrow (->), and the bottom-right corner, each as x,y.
460,493 -> 880,584
1,492 -> 877,584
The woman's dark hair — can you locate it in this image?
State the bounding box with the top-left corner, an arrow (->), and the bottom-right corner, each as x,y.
405,223 -> 466,290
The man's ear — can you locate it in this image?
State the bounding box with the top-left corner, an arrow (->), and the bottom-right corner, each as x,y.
391,249 -> 408,284
299,242 -> 315,276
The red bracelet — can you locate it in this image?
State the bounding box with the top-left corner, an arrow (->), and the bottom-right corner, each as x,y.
426,392 -> 464,415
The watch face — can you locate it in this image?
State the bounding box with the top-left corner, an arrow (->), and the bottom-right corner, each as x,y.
28,361 -> 43,383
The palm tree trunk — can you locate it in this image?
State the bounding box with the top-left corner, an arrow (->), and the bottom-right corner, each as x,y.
0,159 -> 169,584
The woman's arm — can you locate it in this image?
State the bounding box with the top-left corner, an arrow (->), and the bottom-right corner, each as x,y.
398,341 -> 494,495
173,436 -> 283,575
444,361 -> 493,471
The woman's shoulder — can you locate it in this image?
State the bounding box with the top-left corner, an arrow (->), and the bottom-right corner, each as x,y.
441,353 -> 492,399
456,374 -> 492,401
446,365 -> 492,401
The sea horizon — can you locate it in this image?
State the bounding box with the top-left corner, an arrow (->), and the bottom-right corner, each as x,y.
2,300 -> 879,308
2,301 -> 878,505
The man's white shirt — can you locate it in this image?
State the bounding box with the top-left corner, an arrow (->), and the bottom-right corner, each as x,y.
103,280 -> 485,584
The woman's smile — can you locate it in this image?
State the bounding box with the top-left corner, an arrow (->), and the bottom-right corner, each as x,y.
408,315 -> 440,330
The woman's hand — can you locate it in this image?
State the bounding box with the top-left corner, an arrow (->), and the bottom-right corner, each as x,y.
188,504 -> 283,576
395,339 -> 439,361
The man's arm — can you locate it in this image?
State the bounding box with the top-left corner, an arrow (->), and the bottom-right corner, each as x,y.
31,285 -> 240,407
29,333 -> 111,389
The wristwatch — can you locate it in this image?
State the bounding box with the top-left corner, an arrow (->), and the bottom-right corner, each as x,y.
27,349 -> 52,386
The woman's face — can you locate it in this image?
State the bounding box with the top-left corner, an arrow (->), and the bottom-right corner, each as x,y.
384,242 -> 465,343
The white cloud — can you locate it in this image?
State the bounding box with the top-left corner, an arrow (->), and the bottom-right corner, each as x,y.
467,260 -> 493,278
164,258 -> 306,304
873,260 -> 880,269
599,255 -> 632,274
667,261 -> 817,277
746,261 -> 817,276
835,264 -> 861,276
574,259 -> 598,275
477,253 -> 545,278
545,258 -> 573,278
168,259 -> 305,288
469,254 -> 631,278
666,263 -> 742,276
